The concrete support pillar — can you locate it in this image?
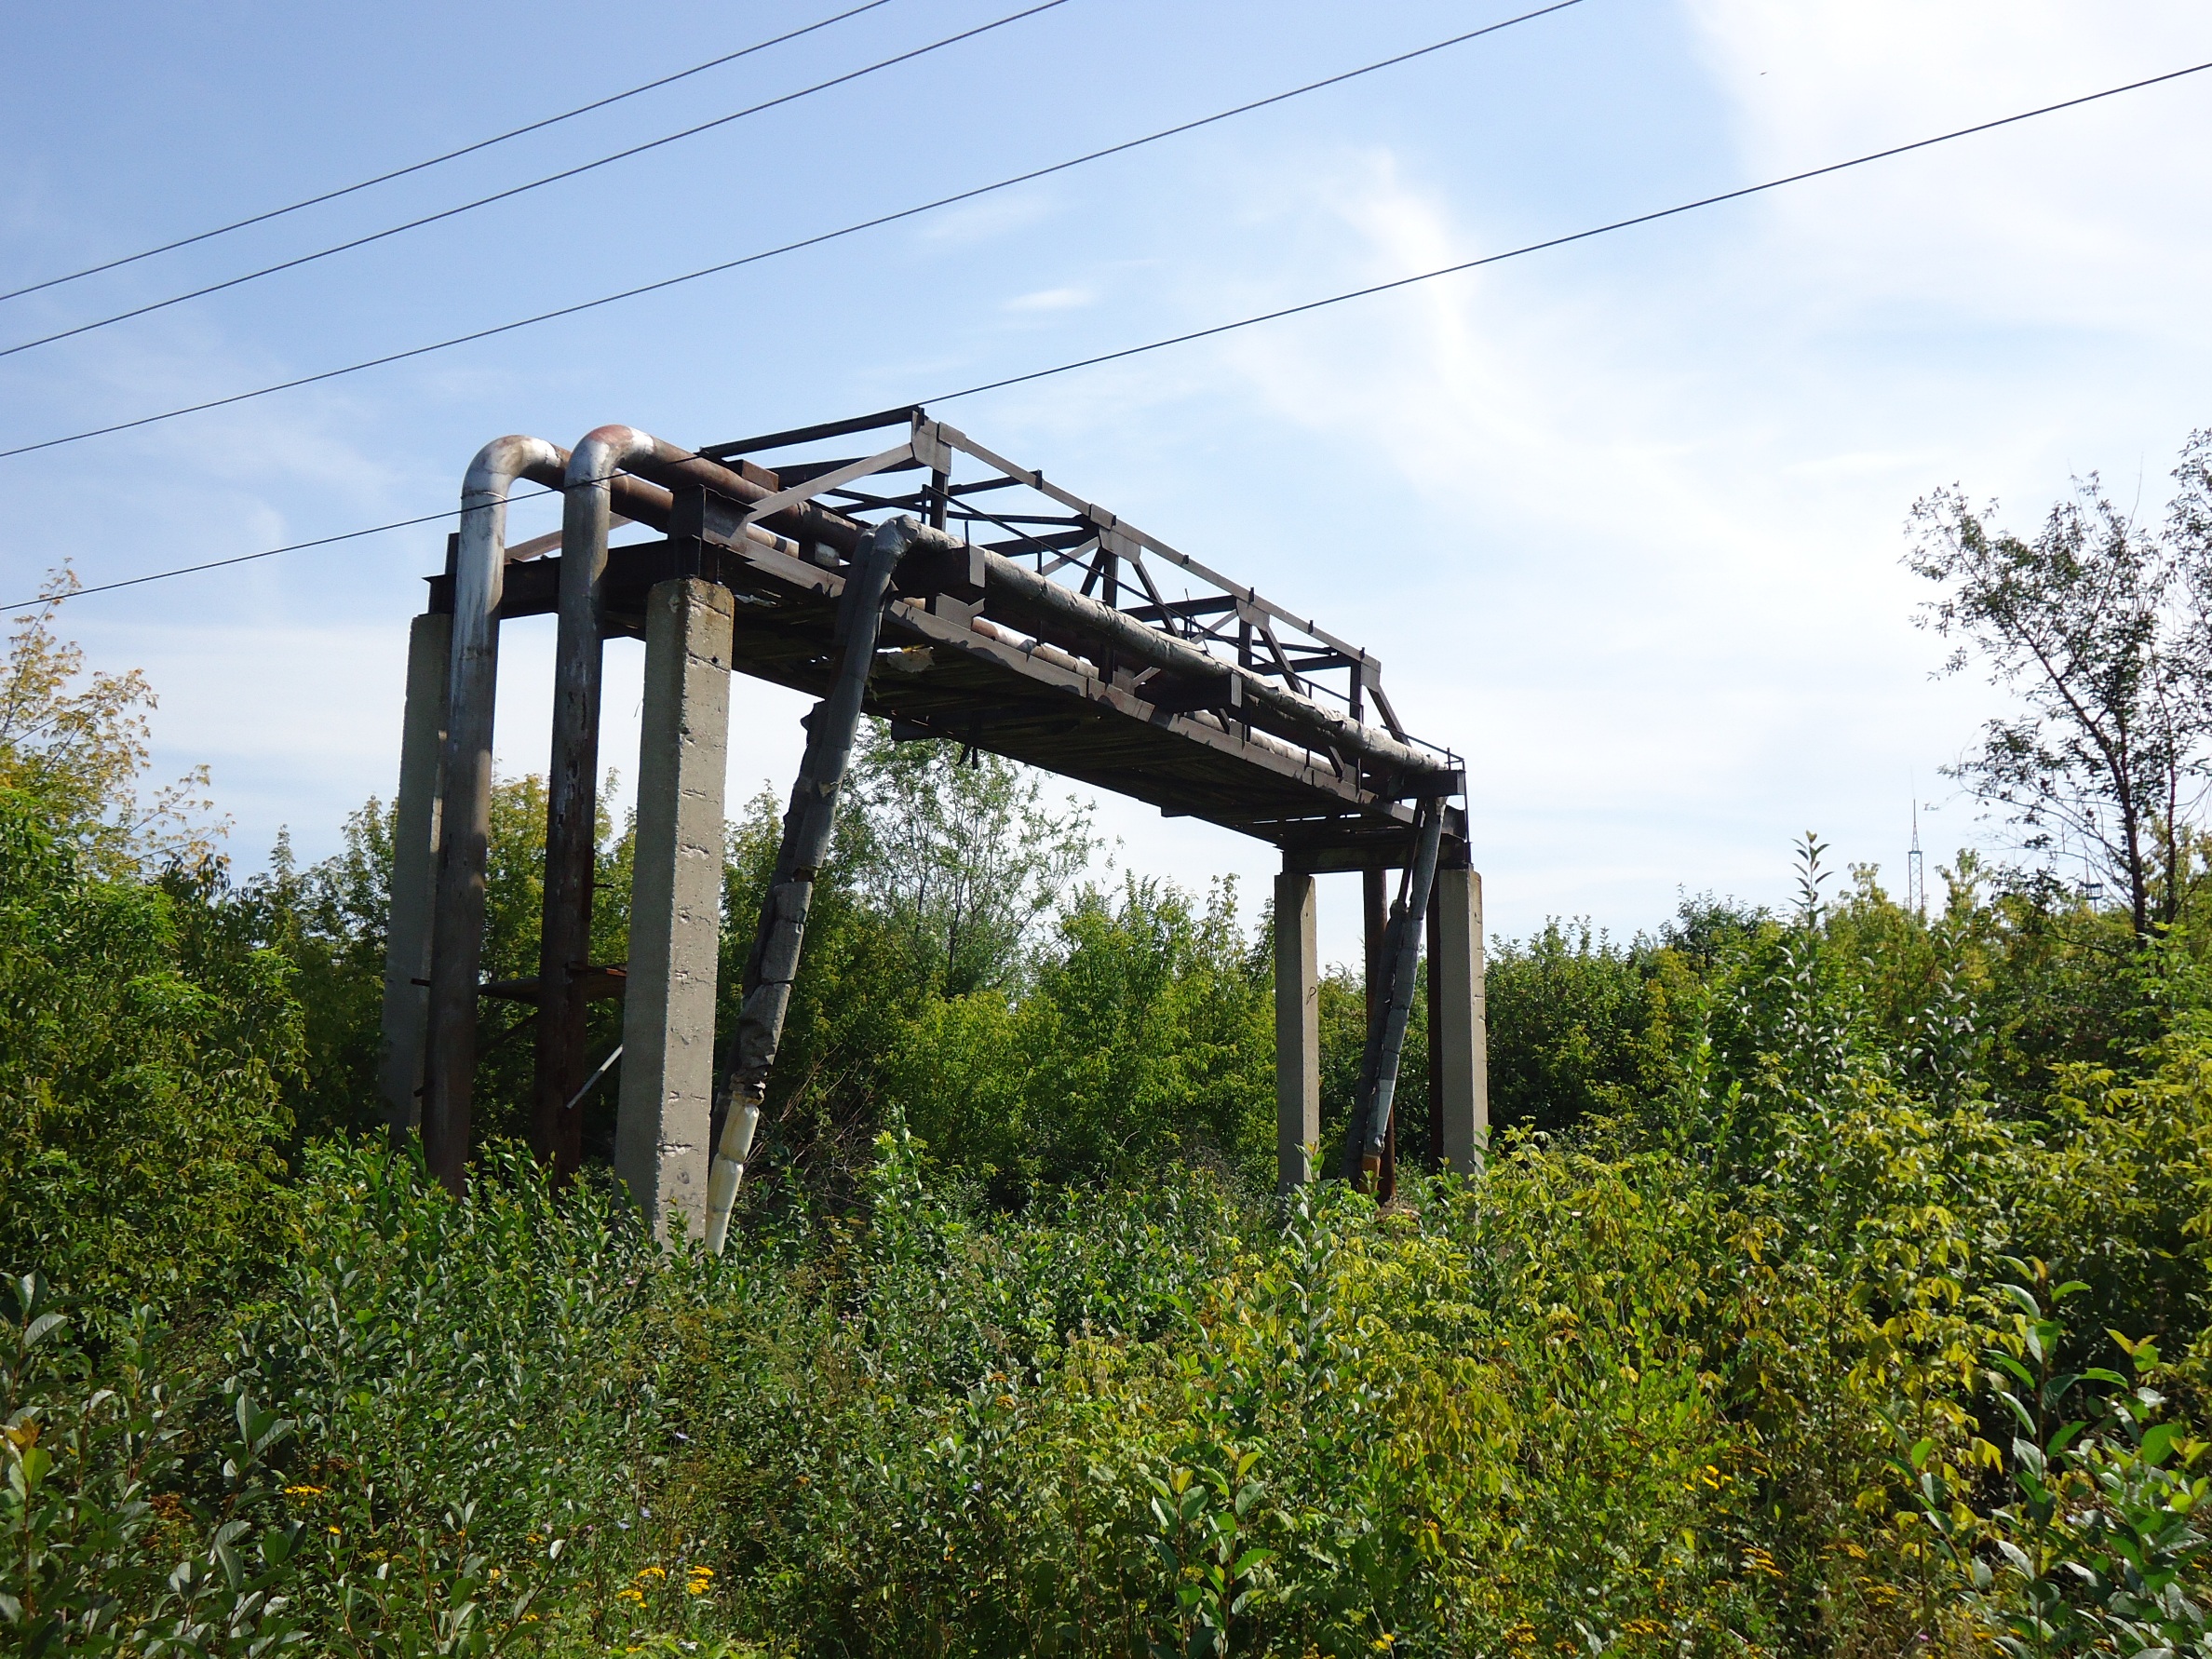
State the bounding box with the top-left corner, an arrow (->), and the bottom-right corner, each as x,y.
1274,869 -> 1319,1192
1432,866 -> 1489,1173
378,610 -> 450,1138
617,577 -> 735,1242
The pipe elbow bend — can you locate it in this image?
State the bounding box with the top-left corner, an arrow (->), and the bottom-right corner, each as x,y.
567,425 -> 660,489
465,435 -> 568,504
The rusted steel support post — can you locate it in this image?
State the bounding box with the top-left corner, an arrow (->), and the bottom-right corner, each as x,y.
422,436 -> 565,1194
615,577 -> 735,1242
704,517 -> 924,1254
1432,864 -> 1489,1173
378,610 -> 450,1142
535,426 -> 654,1183
1361,867 -> 1392,1199
1274,868 -> 1320,1191
1342,801 -> 1447,1192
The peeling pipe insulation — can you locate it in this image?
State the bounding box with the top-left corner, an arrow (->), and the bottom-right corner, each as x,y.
568,443 -> 1450,791
422,434 -> 567,1195
535,425 -> 669,1180
969,545 -> 1450,788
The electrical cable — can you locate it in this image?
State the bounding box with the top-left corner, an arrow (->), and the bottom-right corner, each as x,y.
921,58 -> 2212,404
4,494 -> 549,614
0,0 -> 1585,461
8,51 -> 2210,609
0,0 -> 1072,360
0,0 -> 902,307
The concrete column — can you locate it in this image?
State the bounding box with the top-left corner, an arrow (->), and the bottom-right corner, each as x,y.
378,611 -> 450,1137
617,577 -> 735,1242
1433,866 -> 1489,1173
1274,869 -> 1320,1191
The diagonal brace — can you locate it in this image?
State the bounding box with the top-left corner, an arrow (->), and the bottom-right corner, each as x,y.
1340,796 -> 1447,1192
703,515 -> 926,1253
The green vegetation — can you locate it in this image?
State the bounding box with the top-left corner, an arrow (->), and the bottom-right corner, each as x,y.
9,437 -> 2212,1654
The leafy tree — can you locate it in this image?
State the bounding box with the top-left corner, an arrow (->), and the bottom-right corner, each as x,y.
0,571 -> 223,875
1908,435 -> 2212,936
0,789 -> 298,1316
1484,918 -> 1653,1136
841,725 -> 1095,997
883,875 -> 1274,1198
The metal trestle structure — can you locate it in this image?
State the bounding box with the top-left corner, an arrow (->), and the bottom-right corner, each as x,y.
378,408 -> 1488,1243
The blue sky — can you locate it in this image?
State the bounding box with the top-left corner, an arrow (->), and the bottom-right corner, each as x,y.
6,0 -> 2210,967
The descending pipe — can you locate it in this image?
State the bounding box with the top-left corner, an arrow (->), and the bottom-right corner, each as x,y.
534,425 -> 691,1183
703,515 -> 929,1254
533,425 -> 810,1182
1341,796 -> 1448,1193
420,425 -> 764,1195
421,434 -> 568,1196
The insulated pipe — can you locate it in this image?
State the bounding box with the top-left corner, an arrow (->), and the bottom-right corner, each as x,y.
592,443 -> 1442,789
704,515 -> 920,1255
971,546 -> 1449,788
422,434 -> 566,1194
1346,798 -> 1448,1191
533,425 -> 661,1182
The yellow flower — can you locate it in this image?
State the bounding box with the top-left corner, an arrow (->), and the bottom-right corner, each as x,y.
614,1586 -> 645,1604
327,1526 -> 342,1536
282,1484 -> 326,1498
635,1566 -> 667,1582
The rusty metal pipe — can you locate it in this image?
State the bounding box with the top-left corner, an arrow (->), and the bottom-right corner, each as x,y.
969,542 -> 1449,787
533,425 -> 667,1182
422,433 -> 566,1195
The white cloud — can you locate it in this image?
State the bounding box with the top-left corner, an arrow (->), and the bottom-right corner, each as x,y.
1004,284 -> 1096,313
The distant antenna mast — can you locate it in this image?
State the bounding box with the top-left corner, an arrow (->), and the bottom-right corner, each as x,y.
1908,794 -> 1926,918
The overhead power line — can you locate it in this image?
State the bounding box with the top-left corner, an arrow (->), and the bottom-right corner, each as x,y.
4,498 -> 542,614
0,0 -> 1585,462
16,53 -> 2209,615
0,0 -> 901,308
923,58 -> 2212,402
0,0 -> 1071,360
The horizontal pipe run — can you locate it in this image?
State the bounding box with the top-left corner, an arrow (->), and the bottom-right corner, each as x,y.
530,438 -> 1451,789
966,537 -> 1450,787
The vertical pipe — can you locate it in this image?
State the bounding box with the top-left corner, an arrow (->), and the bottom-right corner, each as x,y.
378,609 -> 451,1142
616,576 -> 735,1242
536,426 -> 656,1183
1274,867 -> 1319,1192
421,436 -> 565,1195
